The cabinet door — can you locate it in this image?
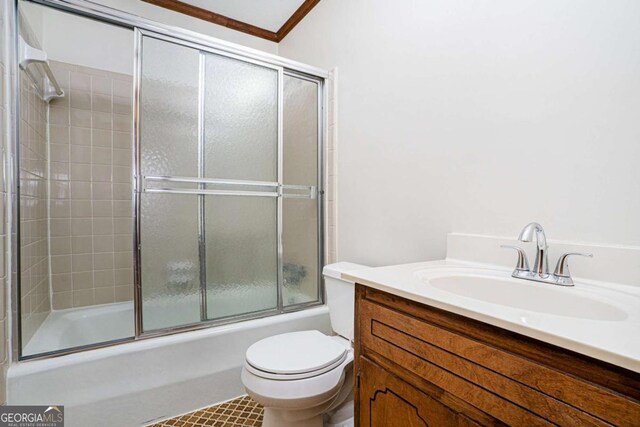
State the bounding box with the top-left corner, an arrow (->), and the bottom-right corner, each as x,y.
358,357 -> 478,427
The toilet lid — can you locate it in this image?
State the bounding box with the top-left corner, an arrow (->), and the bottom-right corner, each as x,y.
246,330 -> 347,376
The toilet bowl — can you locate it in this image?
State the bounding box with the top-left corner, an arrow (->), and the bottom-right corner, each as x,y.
241,262 -> 369,427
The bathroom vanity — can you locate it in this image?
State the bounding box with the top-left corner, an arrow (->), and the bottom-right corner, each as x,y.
346,257 -> 640,427
353,285 -> 640,426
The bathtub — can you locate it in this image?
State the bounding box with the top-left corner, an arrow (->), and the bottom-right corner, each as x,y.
23,302 -> 135,356
8,305 -> 331,427
22,285 -> 313,356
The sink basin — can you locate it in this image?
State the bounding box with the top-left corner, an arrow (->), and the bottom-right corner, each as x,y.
415,269 -> 628,321
344,259 -> 640,372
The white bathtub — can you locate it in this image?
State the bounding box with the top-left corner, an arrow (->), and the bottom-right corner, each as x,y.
23,286 -> 313,356
23,302 -> 135,356
8,305 -> 331,427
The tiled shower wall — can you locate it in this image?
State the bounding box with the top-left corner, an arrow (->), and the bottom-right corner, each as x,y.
48,61 -> 133,309
19,14 -> 51,349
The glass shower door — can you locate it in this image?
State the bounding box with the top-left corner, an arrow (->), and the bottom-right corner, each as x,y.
138,33 -> 281,331
202,53 -> 279,321
138,36 -> 202,331
282,74 -> 320,307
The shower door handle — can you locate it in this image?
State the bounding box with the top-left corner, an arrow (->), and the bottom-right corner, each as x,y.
141,176 -> 280,197
280,185 -> 318,199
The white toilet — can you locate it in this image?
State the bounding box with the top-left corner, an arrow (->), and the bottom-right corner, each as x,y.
241,262 -> 369,427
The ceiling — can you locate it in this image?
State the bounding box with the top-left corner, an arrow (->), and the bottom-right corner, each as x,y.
142,0 -> 320,42
181,0 -> 305,32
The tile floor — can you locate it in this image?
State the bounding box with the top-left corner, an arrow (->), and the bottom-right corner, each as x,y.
152,395 -> 263,427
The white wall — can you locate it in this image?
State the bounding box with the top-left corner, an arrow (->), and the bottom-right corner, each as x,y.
19,2 -> 43,44
279,0 -> 640,266
21,0 -> 278,75
95,0 -> 277,53
42,7 -> 133,74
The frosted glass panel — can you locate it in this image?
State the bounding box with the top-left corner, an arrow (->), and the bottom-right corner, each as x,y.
140,37 -> 199,177
283,198 -> 319,306
141,194 -> 200,330
140,36 -> 201,330
282,75 -> 320,307
205,196 -> 277,320
283,75 -> 318,186
204,54 -> 278,182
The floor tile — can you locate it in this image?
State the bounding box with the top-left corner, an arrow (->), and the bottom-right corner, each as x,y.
153,395 -> 263,427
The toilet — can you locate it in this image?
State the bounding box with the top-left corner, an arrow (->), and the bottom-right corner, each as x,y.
241,262 -> 369,427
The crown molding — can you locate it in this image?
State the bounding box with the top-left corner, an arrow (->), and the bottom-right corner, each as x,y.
141,0 -> 320,42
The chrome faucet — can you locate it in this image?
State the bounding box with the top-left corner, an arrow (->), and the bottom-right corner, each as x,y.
502,222 -> 592,286
517,222 -> 549,277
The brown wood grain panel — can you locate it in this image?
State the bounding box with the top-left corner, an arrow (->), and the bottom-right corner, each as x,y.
366,312 -> 610,426
362,297 -> 639,426
363,286 -> 640,401
358,305 -> 553,426
359,356 -> 481,427
354,284 -> 365,425
363,349 -> 509,427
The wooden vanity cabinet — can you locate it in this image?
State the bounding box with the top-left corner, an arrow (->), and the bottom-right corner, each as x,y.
353,285 -> 640,427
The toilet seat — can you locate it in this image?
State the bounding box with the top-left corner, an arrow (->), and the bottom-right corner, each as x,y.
245,331 -> 348,380
241,345 -> 354,406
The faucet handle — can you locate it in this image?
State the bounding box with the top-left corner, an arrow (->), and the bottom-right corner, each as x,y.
553,252 -> 593,278
501,245 -> 530,272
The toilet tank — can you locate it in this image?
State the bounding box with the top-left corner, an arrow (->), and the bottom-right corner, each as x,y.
322,262 -> 370,341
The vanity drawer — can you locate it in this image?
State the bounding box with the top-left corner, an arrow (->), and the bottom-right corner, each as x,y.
356,286 -> 640,427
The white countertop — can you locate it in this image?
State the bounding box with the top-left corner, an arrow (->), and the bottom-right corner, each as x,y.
344,259 -> 640,373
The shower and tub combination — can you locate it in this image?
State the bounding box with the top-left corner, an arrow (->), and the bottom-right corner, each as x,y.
6,0 -> 331,423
